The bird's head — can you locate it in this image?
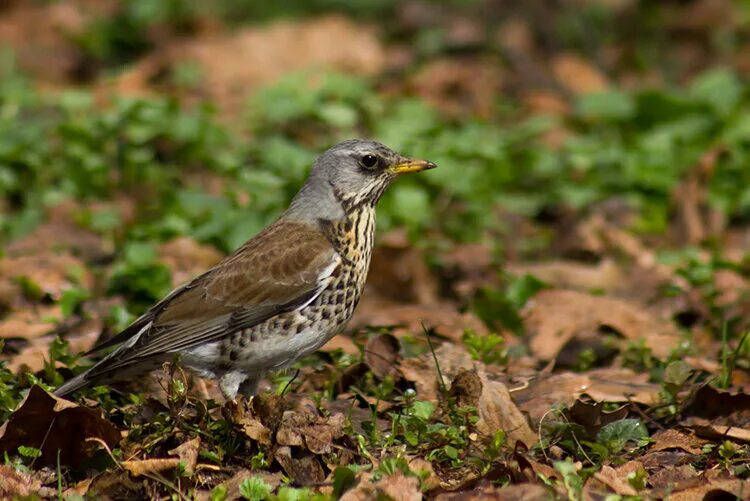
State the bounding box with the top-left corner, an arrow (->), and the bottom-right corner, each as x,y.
304,139 -> 436,210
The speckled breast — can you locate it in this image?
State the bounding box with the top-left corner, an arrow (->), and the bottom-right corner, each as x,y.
302,204 -> 376,334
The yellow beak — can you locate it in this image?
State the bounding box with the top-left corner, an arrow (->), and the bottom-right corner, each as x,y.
389,158 -> 437,174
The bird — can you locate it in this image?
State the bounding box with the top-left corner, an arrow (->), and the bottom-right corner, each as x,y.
54,139 -> 436,400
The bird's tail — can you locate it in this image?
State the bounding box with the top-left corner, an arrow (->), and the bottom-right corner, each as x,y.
53,371 -> 93,397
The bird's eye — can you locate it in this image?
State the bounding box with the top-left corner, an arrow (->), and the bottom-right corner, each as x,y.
361,154 -> 378,168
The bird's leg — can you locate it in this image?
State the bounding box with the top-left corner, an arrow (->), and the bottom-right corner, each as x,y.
219,371 -> 248,421
238,377 -> 260,398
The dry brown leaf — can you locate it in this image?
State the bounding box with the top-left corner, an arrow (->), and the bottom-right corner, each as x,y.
0,464 -> 42,499
240,416 -> 272,446
586,465 -> 638,496
682,418 -> 750,443
0,253 -> 92,301
523,289 -> 681,360
649,464 -> 701,493
352,297 -> 487,342
276,411 -> 344,454
0,305 -> 64,340
0,1 -> 91,82
373,472 -> 422,501
400,342 -> 475,402
668,477 -> 750,501
552,53 -> 608,95
476,369 -> 537,446
167,437 -> 200,476
122,458 -> 181,477
651,429 -> 708,455
508,259 -> 623,293
110,15 -> 386,117
671,146 -> 725,245
274,446 -> 325,485
408,57 -> 504,118
5,222 -> 111,262
364,333 -> 400,379
321,334 -> 359,355
368,230 -> 440,304
435,482 -> 551,501
512,368 -> 660,424
6,318 -> 101,373
0,385 -> 120,468
521,90 -> 570,115
195,471 -> 283,501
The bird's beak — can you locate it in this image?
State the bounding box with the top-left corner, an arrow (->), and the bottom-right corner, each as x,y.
389,158 -> 437,175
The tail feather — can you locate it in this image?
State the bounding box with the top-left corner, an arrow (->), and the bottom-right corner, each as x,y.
54,371 -> 92,397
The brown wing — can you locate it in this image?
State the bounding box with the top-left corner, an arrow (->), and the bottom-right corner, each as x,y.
89,219 -> 338,370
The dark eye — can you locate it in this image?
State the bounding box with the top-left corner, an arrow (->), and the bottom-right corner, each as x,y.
361,154 -> 378,168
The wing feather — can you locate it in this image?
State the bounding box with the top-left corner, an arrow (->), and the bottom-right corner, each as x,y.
83,220 -> 338,377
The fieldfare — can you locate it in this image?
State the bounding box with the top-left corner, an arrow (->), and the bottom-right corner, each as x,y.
55,139 -> 436,400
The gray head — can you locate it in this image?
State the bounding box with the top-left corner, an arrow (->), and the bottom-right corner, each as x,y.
285,139 -> 436,221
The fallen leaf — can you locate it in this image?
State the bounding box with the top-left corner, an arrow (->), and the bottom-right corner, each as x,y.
110,15 -> 386,118
364,333 -> 400,379
511,368 -> 660,425
682,418 -> 750,443
372,471 -> 421,501
649,464 -> 701,493
476,369 -> 537,446
0,253 -> 92,301
565,400 -> 629,438
6,318 -> 101,373
408,56 -> 504,118
552,53 -> 608,95
523,289 -> 681,360
671,146 -> 725,245
5,221 -> 111,263
0,305 -> 64,340
0,1 -> 89,82
194,470 -> 284,501
0,464 -> 42,499
276,410 -> 345,454
168,436 -> 200,476
368,230 -> 440,304
239,416 -> 272,446
586,465 -> 638,496
507,259 -> 624,293
434,482 -> 551,501
0,385 -> 120,468
651,428 -> 708,455
122,458 -> 181,477
667,477 -> 750,501
400,342 -> 475,402
352,298 -> 487,343
321,334 -> 360,355
274,446 -> 325,485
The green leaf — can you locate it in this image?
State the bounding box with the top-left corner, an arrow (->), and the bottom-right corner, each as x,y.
332,466 -> 357,498
210,485 -> 228,501
576,90 -> 635,121
238,476 -> 272,501
596,418 -> 649,455
690,69 -> 742,117
18,445 -> 42,458
408,400 -> 434,420
553,460 -> 583,501
663,360 -> 692,390
444,444 -> 459,459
